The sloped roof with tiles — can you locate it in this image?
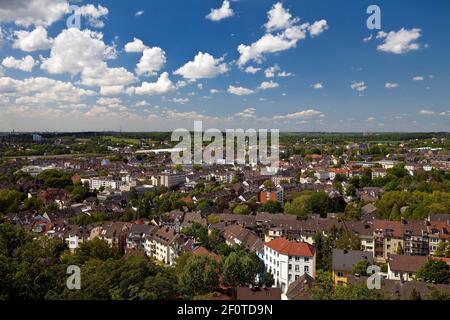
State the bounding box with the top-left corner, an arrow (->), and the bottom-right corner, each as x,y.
265,237 -> 315,257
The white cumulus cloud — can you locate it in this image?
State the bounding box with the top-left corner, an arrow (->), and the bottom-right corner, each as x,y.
13,26 -> 53,52
245,66 -> 261,74
264,2 -> 298,32
206,1 -> 234,21
41,28 -> 116,75
174,52 -> 228,80
81,64 -> 135,87
124,38 -> 147,53
258,80 -> 279,90
237,2 -> 328,66
308,19 -> 328,37
235,108 -> 256,118
75,4 -> 109,28
2,55 -> 36,72
227,85 -> 254,96
0,0 -> 69,27
376,28 -> 422,54
136,47 -> 166,76
132,72 -> 175,95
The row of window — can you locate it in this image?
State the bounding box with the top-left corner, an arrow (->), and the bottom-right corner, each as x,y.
288,265 -> 309,273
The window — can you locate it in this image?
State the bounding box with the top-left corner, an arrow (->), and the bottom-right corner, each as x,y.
304,257 -> 309,262
295,265 -> 300,272
304,266 -> 309,273
277,261 -> 279,267
295,275 -> 299,280
337,272 -> 344,277
288,264 -> 292,270
295,257 -> 300,262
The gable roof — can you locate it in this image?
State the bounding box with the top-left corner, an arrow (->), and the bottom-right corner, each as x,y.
388,254 -> 428,273
223,224 -> 264,254
332,249 -> 373,272
265,237 -> 315,257
234,287 -> 281,300
286,273 -> 315,300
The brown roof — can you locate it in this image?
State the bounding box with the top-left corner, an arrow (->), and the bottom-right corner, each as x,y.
388,254 -> 428,273
347,275 -> 450,300
266,237 -> 315,257
286,273 -> 315,300
218,214 -> 256,226
193,246 -> 220,261
223,224 -> 264,254
255,212 -> 297,225
374,220 -> 404,238
234,287 -> 281,300
374,219 -> 428,238
153,226 -> 178,245
182,212 -> 206,226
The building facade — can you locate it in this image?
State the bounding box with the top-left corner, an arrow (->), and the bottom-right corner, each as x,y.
264,237 -> 316,294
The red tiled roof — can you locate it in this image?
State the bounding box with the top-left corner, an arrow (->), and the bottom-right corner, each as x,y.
193,246 -> 220,261
265,237 -> 315,257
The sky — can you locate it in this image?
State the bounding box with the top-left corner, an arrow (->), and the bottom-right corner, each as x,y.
0,0 -> 449,132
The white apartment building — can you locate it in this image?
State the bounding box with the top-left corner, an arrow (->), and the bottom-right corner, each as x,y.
361,237 -> 374,252
151,174 -> 186,188
264,237 -> 316,294
66,234 -> 82,251
82,177 -> 125,190
144,227 -> 180,265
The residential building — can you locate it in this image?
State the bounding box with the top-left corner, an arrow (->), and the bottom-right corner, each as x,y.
144,226 -> 186,265
374,220 -> 403,262
151,173 -> 186,188
427,216 -> 449,255
331,249 -> 373,286
314,171 -> 330,180
83,177 -> 125,191
98,222 -> 132,252
259,187 -> 284,205
223,224 -> 264,258
387,254 -> 428,282
271,174 -> 294,186
371,168 -> 387,179
126,223 -> 157,250
264,237 -> 316,294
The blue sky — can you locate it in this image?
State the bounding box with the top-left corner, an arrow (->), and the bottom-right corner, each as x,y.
0,0 -> 449,131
